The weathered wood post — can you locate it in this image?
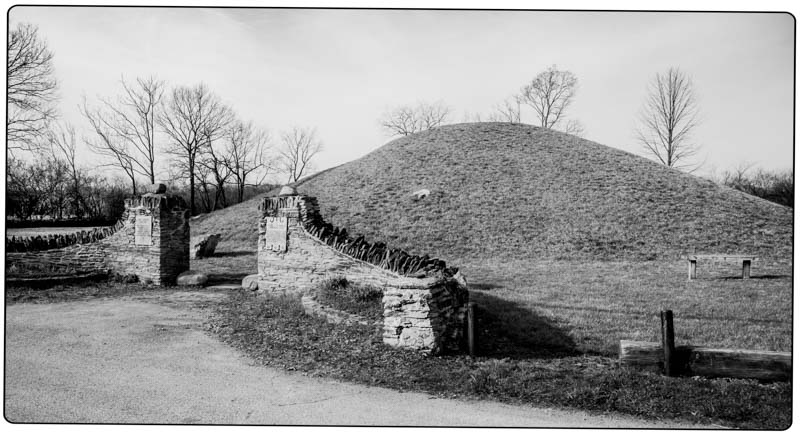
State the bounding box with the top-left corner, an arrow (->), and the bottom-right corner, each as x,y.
688,259 -> 697,280
661,310 -> 676,376
466,302 -> 477,357
742,260 -> 751,279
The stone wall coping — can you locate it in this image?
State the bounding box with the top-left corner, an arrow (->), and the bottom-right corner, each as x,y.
299,225 -> 404,280
5,220 -> 125,253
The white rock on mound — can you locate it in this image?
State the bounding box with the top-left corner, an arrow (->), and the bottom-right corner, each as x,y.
411,189 -> 430,200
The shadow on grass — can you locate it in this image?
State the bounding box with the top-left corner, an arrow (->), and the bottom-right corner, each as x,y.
469,282 -> 503,290
470,290 -> 579,359
205,273 -> 249,286
715,274 -> 792,281
208,250 -> 256,258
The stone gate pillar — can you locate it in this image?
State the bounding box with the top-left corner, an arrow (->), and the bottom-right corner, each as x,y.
256,186 -> 320,293
106,190 -> 190,285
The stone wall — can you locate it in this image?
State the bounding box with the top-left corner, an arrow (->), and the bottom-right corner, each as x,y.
256,192 -> 469,354
6,194 -> 190,286
382,275 -> 469,354
6,221 -> 125,252
6,242 -> 108,273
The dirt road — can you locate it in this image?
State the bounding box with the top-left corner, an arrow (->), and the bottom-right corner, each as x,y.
4,290 -> 710,427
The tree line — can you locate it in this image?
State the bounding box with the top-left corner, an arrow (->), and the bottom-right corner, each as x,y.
7,22 -> 321,221
7,23 -> 792,222
717,165 -> 793,208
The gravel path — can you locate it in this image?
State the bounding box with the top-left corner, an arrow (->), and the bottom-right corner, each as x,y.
4,290 -> 712,427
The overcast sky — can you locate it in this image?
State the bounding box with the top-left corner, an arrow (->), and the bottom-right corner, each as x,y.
8,6 -> 795,182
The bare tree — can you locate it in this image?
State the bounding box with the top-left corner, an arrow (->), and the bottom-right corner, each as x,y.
194,160 -> 215,213
47,122 -> 88,218
635,67 -> 701,170
461,111 -> 483,122
418,101 -> 450,130
380,101 -> 451,136
80,76 -> 164,187
564,119 -> 586,138
518,65 -> 577,129
225,120 -> 271,202
159,83 -> 233,215
197,139 -> 233,211
488,96 -> 522,123
7,157 -> 47,220
7,22 -> 59,150
279,127 -> 322,183
81,98 -> 139,194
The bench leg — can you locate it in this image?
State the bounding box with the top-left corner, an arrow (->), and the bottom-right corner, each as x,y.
688,260 -> 697,280
742,260 -> 751,279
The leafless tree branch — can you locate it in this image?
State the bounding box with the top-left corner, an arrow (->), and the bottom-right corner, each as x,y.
380,101 -> 451,137
279,127 -> 322,183
7,22 -> 59,150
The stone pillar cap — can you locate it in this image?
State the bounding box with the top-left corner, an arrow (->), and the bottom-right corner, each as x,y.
278,185 -> 298,196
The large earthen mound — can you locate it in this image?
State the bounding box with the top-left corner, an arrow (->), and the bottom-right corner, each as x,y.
294,123 -> 791,263
194,122 -> 791,264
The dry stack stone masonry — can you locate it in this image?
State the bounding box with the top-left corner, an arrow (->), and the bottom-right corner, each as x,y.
106,194 -> 190,285
6,192 -> 190,286
256,188 -> 469,354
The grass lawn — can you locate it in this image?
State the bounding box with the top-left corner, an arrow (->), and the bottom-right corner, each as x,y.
458,258 -> 792,355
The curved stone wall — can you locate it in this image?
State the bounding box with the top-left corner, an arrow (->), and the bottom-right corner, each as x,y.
256,193 -> 469,354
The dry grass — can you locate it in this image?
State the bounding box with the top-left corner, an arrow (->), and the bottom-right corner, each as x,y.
460,258 -> 791,355
294,123 -> 791,263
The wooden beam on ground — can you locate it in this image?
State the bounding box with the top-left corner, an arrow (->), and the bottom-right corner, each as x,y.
619,340 -> 664,373
688,347 -> 791,382
619,340 -> 791,382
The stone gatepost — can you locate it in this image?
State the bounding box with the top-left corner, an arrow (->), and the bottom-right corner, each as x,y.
256,186 -> 322,293
106,191 -> 190,285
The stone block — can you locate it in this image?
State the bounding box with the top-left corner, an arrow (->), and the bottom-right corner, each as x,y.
176,270 -> 208,286
242,274 -> 260,291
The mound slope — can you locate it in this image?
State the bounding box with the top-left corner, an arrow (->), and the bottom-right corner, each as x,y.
290,123 -> 791,264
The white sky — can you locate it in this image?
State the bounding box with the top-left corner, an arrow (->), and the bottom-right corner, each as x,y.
6,2 -> 796,182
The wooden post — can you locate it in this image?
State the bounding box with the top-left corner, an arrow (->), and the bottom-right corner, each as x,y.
742,260 -> 751,279
466,302 -> 477,357
688,260 -> 697,280
661,310 -> 675,376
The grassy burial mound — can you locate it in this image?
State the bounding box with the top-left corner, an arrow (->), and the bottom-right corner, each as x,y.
294,123 -> 791,263
192,121 -> 791,354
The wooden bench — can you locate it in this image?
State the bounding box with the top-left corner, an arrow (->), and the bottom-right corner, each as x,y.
687,254 -> 757,280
